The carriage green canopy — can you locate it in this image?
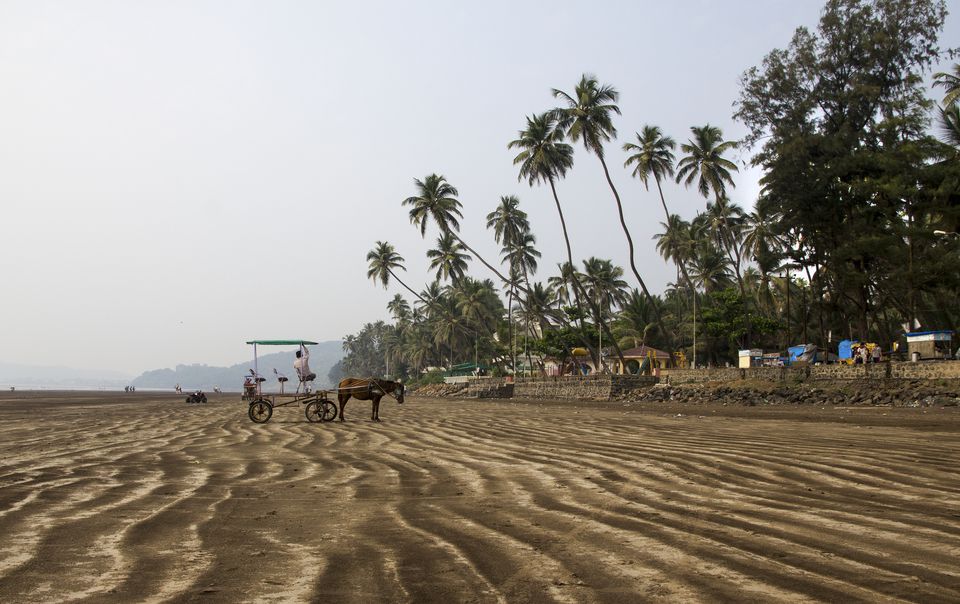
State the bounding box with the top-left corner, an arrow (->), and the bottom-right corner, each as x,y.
246,340 -> 318,346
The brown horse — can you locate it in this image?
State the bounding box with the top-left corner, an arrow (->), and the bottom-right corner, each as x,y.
336,377 -> 404,422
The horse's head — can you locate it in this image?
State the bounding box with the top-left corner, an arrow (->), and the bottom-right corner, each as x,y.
393,380 -> 405,404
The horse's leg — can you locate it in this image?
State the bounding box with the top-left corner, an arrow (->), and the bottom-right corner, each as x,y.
372,396 -> 382,421
338,392 -> 349,422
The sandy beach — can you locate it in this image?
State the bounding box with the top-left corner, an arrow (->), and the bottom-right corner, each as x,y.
1,390 -> 959,602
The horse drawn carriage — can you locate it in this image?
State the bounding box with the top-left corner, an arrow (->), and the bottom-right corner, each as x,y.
242,340 -> 404,424
242,340 -> 338,423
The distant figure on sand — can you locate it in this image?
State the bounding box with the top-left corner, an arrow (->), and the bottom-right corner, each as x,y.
175,384 -> 182,394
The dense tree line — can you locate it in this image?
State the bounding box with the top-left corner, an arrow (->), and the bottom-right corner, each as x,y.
337,0 -> 959,382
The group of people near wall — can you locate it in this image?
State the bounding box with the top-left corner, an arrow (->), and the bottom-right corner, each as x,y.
852,343 -> 882,364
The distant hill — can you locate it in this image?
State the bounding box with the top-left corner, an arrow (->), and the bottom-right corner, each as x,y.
0,362 -> 131,389
132,341 -> 343,391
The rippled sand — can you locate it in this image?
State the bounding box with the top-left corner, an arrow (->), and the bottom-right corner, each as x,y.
1,391 -> 959,603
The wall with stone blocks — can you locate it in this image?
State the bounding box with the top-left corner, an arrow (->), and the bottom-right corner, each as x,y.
511,375 -> 657,401
662,361 -> 960,385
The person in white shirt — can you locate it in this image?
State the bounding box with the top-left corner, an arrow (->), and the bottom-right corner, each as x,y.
294,345 -> 316,390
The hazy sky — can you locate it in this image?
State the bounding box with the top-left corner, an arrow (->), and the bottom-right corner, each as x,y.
2,1 -> 957,375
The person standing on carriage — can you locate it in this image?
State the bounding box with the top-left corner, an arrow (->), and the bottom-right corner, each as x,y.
294,344 -> 316,392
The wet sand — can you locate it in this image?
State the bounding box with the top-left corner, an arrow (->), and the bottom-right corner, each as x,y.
1,390 -> 959,602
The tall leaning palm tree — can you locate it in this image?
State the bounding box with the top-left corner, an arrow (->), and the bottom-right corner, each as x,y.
509,113 -> 583,306
369,240 -> 477,348
623,125 -> 677,221
552,75 -> 660,325
485,195 -> 529,250
403,173 -> 515,289
675,124 -> 739,207
509,110 -> 622,371
426,232 -> 471,284
367,241 -> 432,308
387,294 -> 411,324
677,125 -> 742,296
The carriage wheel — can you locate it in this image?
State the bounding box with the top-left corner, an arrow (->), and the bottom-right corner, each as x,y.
248,400 -> 273,423
320,399 -> 338,422
304,401 -> 323,423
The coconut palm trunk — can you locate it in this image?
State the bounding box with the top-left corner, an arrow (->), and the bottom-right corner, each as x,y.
548,178 -> 626,373
598,154 -> 662,327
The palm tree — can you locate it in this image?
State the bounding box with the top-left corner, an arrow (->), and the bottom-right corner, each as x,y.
502,231 -> 540,279
404,174 -> 463,236
623,125 -> 677,220
403,173 -> 518,290
509,111 -> 615,369
522,282 -> 561,336
486,195 -> 529,249
934,64 -> 960,107
614,289 -> 661,350
387,294 -> 411,324
367,241 -> 433,308
547,261 -> 577,308
552,74 -> 660,319
742,209 -> 785,313
508,113 -> 584,307
430,290 -> 463,370
455,277 -> 503,334
579,257 -> 630,373
654,216 -> 697,359
675,124 -> 739,205
488,196 -> 537,373
938,104 -> 960,149
581,257 -> 630,320
689,242 -> 733,295
702,200 -> 747,293
426,232 -> 471,284
654,215 -> 695,272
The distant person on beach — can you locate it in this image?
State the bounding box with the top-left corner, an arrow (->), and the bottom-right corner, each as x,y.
175,384 -> 182,394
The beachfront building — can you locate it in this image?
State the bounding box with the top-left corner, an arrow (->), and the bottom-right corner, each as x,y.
905,330 -> 955,361
613,346 -> 672,375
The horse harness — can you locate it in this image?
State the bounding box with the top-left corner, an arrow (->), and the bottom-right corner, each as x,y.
363,378 -> 401,401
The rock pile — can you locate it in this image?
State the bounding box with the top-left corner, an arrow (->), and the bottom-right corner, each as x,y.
620,380 -> 960,407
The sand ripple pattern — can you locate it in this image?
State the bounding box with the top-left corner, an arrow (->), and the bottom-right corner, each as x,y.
0,391 -> 958,602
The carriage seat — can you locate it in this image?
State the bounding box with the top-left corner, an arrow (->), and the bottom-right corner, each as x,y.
296,371 -> 316,394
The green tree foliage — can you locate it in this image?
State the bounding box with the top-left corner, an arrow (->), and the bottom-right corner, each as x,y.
701,289 -> 781,359
342,0 -> 959,376
735,0 -> 958,342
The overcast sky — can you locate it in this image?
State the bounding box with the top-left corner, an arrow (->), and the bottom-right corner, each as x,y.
2,1 -> 957,375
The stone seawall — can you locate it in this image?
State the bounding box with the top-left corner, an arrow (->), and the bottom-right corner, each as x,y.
511,375 -> 658,401
661,361 -> 960,385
